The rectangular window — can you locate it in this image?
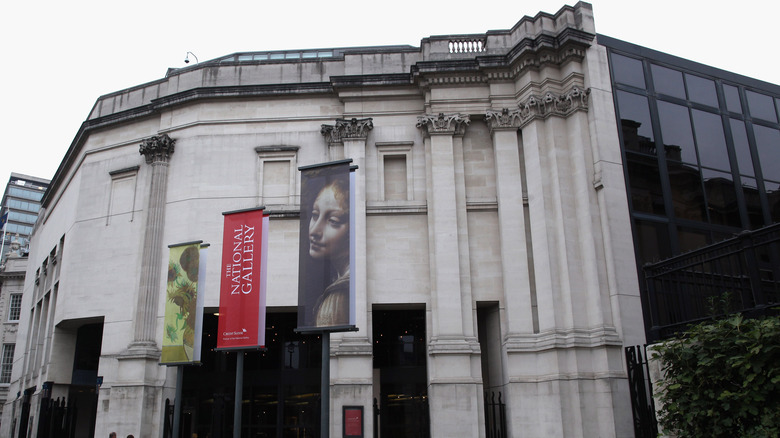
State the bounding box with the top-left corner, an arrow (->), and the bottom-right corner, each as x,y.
8,294 -> 22,321
1,344 -> 15,383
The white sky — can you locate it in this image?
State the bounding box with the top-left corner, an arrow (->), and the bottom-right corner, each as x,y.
2,0 -> 778,186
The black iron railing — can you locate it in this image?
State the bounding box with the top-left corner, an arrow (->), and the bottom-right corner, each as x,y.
643,223 -> 780,341
484,391 -> 507,438
625,345 -> 658,438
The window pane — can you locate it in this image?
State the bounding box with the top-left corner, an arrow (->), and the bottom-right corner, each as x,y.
627,158 -> 666,215
724,84 -> 742,113
652,64 -> 686,99
677,227 -> 710,253
701,168 -> 740,227
1,344 -> 14,383
746,90 -> 778,122
611,53 -> 646,89
8,294 -> 22,321
668,162 -> 706,221
741,177 -> 764,229
634,219 -> 672,264
685,74 -> 718,107
619,91 -> 665,215
730,119 -> 755,177
658,101 -> 696,164
767,181 -> 780,224
752,125 -> 780,182
692,110 -> 730,171
617,91 -> 654,148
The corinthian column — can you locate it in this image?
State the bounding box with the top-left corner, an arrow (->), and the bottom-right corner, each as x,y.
417,113 -> 481,438
130,133 -> 175,352
320,118 -> 374,437
485,109 -> 535,335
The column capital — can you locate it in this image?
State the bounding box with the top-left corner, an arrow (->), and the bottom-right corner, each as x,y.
485,108 -> 523,132
139,134 -> 176,164
416,113 -> 470,137
321,117 -> 374,144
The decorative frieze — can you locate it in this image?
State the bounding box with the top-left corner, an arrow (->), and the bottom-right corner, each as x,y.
487,86 -> 590,130
416,113 -> 470,136
321,117 -> 374,144
139,134 -> 176,164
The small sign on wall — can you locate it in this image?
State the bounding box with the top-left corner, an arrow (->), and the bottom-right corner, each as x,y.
343,405 -> 363,438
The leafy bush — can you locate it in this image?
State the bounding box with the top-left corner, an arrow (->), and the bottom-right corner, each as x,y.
652,313 -> 780,438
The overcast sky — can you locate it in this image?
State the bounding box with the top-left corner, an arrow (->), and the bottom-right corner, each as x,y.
2,0 -> 778,186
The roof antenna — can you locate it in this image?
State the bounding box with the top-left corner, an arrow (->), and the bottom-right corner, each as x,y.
184,52 -> 199,64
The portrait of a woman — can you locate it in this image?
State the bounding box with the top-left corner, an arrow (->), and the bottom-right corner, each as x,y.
298,161 -> 353,330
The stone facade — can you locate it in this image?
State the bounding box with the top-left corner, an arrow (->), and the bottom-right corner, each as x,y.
1,2 -> 644,437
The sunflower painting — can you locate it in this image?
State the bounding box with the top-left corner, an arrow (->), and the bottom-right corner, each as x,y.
161,242 -> 202,364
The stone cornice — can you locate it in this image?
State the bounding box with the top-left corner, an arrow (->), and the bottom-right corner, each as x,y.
139,134 -> 176,164
487,86 -> 590,130
321,117 -> 374,144
413,28 -> 594,86
416,113 -> 470,136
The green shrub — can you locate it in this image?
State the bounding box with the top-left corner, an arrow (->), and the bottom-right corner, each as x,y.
652,313 -> 780,438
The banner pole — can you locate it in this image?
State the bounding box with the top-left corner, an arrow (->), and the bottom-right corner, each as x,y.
234,351 -> 244,438
321,332 -> 330,438
172,366 -> 183,438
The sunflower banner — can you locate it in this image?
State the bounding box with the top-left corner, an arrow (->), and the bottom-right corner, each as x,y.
161,241 -> 206,365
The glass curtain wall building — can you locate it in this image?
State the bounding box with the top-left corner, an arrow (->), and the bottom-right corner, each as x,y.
1,174 -> 49,264
600,35 -> 780,338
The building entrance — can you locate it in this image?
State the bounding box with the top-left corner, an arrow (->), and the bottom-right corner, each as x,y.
372,308 -> 429,438
180,312 -> 322,438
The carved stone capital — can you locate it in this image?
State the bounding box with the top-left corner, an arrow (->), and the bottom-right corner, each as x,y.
485,108 -> 523,131
321,117 -> 374,144
416,113 -> 470,136
512,86 -> 591,128
139,134 -> 176,164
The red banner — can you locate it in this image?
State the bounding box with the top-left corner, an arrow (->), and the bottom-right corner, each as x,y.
217,208 -> 267,349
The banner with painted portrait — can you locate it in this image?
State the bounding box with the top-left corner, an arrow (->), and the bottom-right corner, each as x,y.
297,160 -> 356,332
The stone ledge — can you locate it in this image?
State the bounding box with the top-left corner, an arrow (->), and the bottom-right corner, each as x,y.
428,336 -> 481,355
504,326 -> 623,353
507,371 -> 627,384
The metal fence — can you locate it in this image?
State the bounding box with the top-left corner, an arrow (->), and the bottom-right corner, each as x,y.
625,345 -> 658,438
643,223 -> 780,341
483,391 -> 507,438
36,397 -> 77,438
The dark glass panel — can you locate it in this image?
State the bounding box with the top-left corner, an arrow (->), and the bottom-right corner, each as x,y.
692,109 -> 730,171
701,168 -> 740,227
634,219 -> 672,264
745,90 -> 778,122
668,161 -> 706,222
658,101 -> 696,164
677,227 -> 710,253
741,177 -> 764,229
685,74 -> 718,107
724,84 -> 742,113
651,64 -> 686,99
617,91 -> 654,148
730,118 -> 755,177
752,125 -> 780,182
626,156 -> 666,215
611,53 -> 646,89
766,181 -> 780,223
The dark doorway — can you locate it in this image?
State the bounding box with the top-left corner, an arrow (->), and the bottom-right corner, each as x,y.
372,308 -> 429,438
180,312 -> 322,438
69,322 -> 103,437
